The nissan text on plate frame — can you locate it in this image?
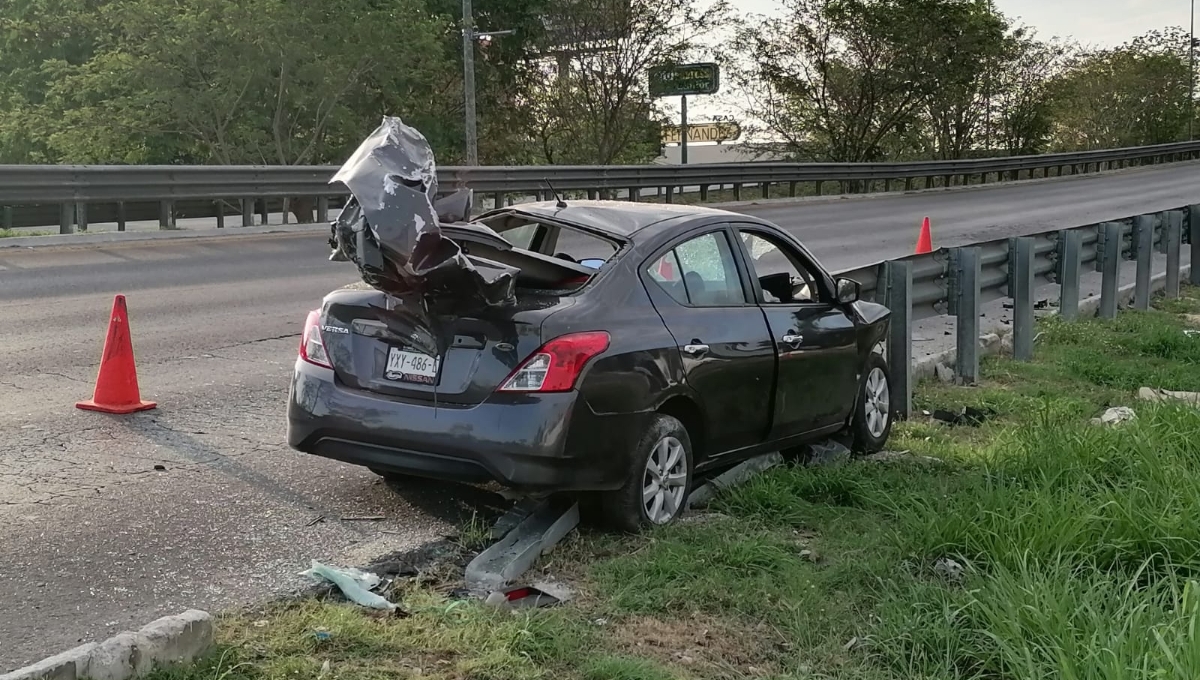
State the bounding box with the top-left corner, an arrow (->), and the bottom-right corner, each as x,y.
286,116 -> 894,532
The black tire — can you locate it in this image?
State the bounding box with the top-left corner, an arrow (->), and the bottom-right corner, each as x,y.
850,353 -> 893,454
599,414 -> 694,533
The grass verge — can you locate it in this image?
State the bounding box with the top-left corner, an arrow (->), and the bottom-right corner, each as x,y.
155,288 -> 1200,680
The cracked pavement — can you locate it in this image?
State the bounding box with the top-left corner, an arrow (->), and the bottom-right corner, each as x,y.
0,234 -> 510,671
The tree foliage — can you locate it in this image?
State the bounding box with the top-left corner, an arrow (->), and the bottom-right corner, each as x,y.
0,0 -> 1194,166
529,0 -> 729,165
1050,28 -> 1192,150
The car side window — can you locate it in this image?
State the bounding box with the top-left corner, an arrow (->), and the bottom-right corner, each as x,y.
646,231 -> 745,307
738,230 -> 824,304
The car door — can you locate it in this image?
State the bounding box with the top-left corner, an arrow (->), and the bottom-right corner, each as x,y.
641,227 -> 775,459
732,225 -> 860,441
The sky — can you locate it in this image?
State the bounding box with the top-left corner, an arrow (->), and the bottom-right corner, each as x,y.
734,0 -> 1192,47
669,0 -> 1193,131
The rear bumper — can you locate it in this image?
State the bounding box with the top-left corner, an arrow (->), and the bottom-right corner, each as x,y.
286,359 -> 648,492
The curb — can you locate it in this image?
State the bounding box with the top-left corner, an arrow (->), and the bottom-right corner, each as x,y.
913,264 -> 1193,381
0,223 -> 327,249
1,610 -> 213,680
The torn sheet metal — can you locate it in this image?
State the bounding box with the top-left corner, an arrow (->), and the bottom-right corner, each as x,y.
328,116 -> 516,308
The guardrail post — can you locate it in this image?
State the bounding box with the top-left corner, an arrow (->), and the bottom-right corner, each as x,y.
1157,211 -> 1169,254
241,199 -> 253,227
761,182 -> 769,199
317,197 -> 330,223
1166,210 -> 1182,298
699,185 -> 709,201
904,177 -> 913,191
1191,205 -> 1200,286
1100,222 -> 1122,319
587,189 -> 598,200
788,182 -> 797,197
951,247 -> 981,384
116,202 -> 127,231
1133,215 -> 1154,310
215,202 -> 225,229
74,202 -> 87,232
942,174 -> 951,187
1058,229 -> 1082,320
159,200 -> 176,230
1,206 -> 11,230
732,184 -> 742,200
1011,237 -> 1035,361
59,203 -> 74,234
815,181 -> 823,196
258,199 -> 268,225
881,260 -> 912,419
627,187 -> 639,202
281,198 -> 290,224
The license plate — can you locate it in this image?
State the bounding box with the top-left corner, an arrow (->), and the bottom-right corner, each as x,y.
385,347 -> 439,384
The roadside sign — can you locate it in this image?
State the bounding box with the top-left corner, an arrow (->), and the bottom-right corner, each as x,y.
649,63 -> 720,98
662,121 -> 741,145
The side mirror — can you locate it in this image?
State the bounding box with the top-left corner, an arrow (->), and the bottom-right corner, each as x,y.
836,277 -> 861,304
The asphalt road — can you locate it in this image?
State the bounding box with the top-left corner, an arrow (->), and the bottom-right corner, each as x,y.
2,161 -> 1200,670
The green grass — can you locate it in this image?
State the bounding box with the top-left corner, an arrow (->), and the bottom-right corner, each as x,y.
158,287 -> 1200,680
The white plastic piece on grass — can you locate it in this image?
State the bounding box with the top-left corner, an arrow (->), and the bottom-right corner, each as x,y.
300,560 -> 396,610
1091,406 -> 1137,426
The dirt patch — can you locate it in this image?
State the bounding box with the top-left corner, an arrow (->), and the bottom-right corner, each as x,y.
609,614 -> 780,677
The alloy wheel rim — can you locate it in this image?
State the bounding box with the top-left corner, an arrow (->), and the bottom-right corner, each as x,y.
864,367 -> 890,438
643,436 -> 687,524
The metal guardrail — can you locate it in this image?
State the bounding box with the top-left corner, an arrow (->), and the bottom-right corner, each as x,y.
3,140 -> 1200,232
849,203 -> 1198,418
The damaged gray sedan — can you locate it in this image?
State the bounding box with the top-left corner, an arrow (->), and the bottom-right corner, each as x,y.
287,117 -> 894,531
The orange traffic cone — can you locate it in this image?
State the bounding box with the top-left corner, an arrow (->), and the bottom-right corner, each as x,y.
915,216 -> 933,254
76,295 -> 157,414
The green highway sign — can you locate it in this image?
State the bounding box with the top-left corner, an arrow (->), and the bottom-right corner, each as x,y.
649,63 -> 720,98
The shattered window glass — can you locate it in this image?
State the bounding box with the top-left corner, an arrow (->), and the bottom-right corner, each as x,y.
646,251 -> 688,305
649,232 -> 745,307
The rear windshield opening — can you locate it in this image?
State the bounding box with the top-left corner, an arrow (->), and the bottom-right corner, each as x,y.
479,214 -> 621,271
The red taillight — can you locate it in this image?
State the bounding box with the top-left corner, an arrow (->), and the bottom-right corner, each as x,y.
498,331 -> 610,393
299,310 -> 333,369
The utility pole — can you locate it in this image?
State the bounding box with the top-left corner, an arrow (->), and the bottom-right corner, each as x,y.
461,0 -> 514,165
680,96 -> 688,165
1191,0 -> 1196,140
462,0 -> 478,165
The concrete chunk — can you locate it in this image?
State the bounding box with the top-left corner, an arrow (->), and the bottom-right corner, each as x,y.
465,498 -> 579,592
2,611 -> 213,680
0,644 -> 95,680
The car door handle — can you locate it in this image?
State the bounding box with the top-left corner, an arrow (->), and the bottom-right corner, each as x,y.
782,333 -> 804,348
682,343 -> 709,357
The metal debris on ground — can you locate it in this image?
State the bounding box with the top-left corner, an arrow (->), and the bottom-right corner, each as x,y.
688,452 -> 783,509
931,406 -> 996,427
464,498 -> 579,592
299,560 -> 397,611
483,581 -> 575,610
802,439 -> 852,467
1091,406 -> 1137,426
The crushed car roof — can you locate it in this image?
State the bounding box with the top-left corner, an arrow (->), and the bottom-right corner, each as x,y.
497,200 -> 739,239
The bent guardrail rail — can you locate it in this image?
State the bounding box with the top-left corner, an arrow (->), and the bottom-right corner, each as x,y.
3,140 -> 1200,232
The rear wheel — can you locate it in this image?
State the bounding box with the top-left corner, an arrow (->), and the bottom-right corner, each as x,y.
599,414 -> 693,533
851,353 -> 893,453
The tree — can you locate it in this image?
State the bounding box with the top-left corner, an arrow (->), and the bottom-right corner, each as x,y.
730,0 -> 1004,162
919,0 -> 1009,159
988,29 -> 1068,155
1050,28 -> 1191,150
528,0 -> 729,165
34,0 -> 459,166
